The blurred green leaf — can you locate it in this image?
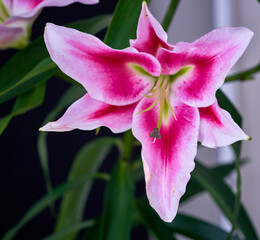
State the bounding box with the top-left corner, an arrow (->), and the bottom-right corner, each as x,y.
0,84 -> 45,135
42,220 -> 95,240
54,137 -> 116,240
162,0 -> 180,31
181,159 -> 247,203
37,85 -> 85,212
225,62 -> 260,83
135,199 -> 176,240
167,214 -> 240,240
136,197 -> 239,240
193,161 -> 258,240
82,219 -> 102,240
0,14 -> 111,105
97,161 -> 135,240
1,173 -> 109,240
0,58 -> 55,105
104,0 -> 149,49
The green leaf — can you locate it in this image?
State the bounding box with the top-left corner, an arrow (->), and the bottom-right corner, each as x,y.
104,0 -> 148,49
97,161 -> 135,240
37,85 -> 86,209
192,161 -> 258,240
0,84 -> 45,135
136,198 -> 239,240
0,14 -> 112,105
82,219 -> 102,240
135,198 -> 176,240
167,214 -> 240,240
225,63 -> 260,83
0,58 -> 55,105
54,137 -> 116,240
162,0 -> 180,31
181,159 -> 247,203
1,173 -> 109,240
42,220 -> 95,240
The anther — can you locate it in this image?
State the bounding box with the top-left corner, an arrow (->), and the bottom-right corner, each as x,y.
149,127 -> 161,139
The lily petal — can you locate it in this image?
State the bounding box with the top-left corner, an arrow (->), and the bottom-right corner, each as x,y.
130,2 -> 173,56
132,97 -> 199,222
3,0 -> 98,17
157,27 -> 253,107
199,101 -> 250,148
44,23 -> 161,106
40,94 -> 137,133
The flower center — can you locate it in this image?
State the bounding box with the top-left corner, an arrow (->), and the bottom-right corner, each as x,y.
136,66 -> 192,141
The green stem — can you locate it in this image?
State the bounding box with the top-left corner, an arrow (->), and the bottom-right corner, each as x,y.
226,142 -> 242,240
119,130 -> 135,162
162,0 -> 180,32
225,63 -> 260,83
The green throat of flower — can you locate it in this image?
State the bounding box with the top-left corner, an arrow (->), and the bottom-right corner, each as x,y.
136,66 -> 192,140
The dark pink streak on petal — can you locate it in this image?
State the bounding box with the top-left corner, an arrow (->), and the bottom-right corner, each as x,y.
199,104 -> 223,127
198,101 -> 249,148
40,94 -> 138,133
157,27 -> 253,108
130,2 -> 173,56
67,39 -> 150,104
132,97 -> 199,222
44,23 -> 161,106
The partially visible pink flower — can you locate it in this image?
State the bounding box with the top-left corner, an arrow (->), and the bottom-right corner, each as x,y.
40,3 -> 253,222
0,0 -> 98,49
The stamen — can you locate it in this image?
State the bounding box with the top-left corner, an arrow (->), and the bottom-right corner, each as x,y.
142,89 -> 157,98
156,91 -> 166,130
165,90 -> 177,120
135,95 -> 160,115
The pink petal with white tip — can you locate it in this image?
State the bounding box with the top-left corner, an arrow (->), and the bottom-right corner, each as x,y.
40,94 -> 138,133
44,23 -> 161,106
130,2 -> 173,56
199,101 -> 250,148
132,97 -> 199,222
157,27 -> 253,108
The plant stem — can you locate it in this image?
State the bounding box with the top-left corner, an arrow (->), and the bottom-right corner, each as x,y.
119,130 -> 135,162
226,142 -> 242,240
162,0 -> 180,32
225,63 -> 260,83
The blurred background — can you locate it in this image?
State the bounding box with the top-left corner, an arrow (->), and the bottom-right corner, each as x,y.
0,0 -> 259,239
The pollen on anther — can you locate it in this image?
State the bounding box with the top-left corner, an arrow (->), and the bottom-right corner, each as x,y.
149,127 -> 161,139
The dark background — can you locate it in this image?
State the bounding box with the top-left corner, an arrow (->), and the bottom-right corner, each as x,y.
0,1 -> 147,239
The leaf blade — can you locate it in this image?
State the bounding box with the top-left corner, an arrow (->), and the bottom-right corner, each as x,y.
1,173 -> 109,240
54,137 -> 116,240
98,161 -> 135,240
0,84 -> 45,135
193,161 -> 258,240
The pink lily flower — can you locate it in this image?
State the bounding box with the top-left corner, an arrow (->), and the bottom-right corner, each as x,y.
0,0 -> 98,49
40,2 -> 253,222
